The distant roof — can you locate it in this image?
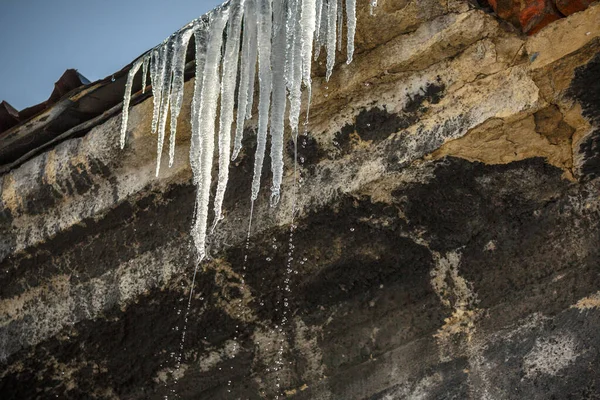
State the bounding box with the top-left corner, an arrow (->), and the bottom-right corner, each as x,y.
0,69 -> 90,135
0,66 -> 130,173
0,35 -> 197,174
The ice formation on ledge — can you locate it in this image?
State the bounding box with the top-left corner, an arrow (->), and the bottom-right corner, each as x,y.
120,0 -> 361,259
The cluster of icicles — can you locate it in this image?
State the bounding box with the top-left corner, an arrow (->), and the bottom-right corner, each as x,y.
120,0 -> 366,260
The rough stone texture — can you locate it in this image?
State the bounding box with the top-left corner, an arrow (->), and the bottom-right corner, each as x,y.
1,1 -> 600,399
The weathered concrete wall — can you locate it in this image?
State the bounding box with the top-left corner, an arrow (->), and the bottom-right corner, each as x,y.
1,1 -> 600,399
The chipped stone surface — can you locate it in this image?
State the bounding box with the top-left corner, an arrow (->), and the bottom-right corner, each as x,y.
1,1 -> 600,399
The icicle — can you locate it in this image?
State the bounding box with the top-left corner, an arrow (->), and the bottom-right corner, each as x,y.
155,37 -> 176,177
141,55 -> 149,94
149,46 -> 165,134
117,0 -> 365,256
250,0 -> 273,202
168,26 -> 195,167
287,0 -> 303,137
345,0 -> 356,63
269,0 -> 288,206
192,7 -> 229,259
337,0 -> 343,51
119,57 -> 144,149
326,0 -> 338,81
314,0 -> 323,58
245,6 -> 259,120
284,0 -> 298,94
300,0 -> 317,101
232,0 -> 259,161
314,0 -> 328,60
212,0 -> 245,229
190,19 -> 209,185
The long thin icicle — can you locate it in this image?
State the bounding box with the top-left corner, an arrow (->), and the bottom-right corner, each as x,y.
269,0 -> 287,206
119,58 -> 144,149
284,0 -> 298,94
192,7 -> 229,259
326,0 -> 338,81
345,0 -> 356,63
337,0 -> 344,51
287,0 -> 303,137
232,0 -> 259,161
141,56 -> 149,94
213,0 -> 245,229
250,0 -> 273,202
155,37 -> 176,176
149,46 -> 165,134
245,5 -> 259,120
314,0 -> 324,59
314,0 -> 328,60
190,19 -> 209,185
168,26 -> 195,167
300,0 -> 317,103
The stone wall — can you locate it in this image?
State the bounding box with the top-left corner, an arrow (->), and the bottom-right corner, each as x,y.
1,1 -> 600,399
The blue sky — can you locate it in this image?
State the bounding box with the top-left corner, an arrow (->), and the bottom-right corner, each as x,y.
0,0 -> 224,110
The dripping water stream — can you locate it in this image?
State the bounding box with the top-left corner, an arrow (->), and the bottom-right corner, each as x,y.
227,200 -> 255,394
280,137 -> 300,398
156,237 -> 201,400
171,259 -> 201,398
116,0 -> 362,397
370,0 -> 378,16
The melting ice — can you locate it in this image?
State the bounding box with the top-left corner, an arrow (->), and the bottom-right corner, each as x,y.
120,0 -> 360,259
